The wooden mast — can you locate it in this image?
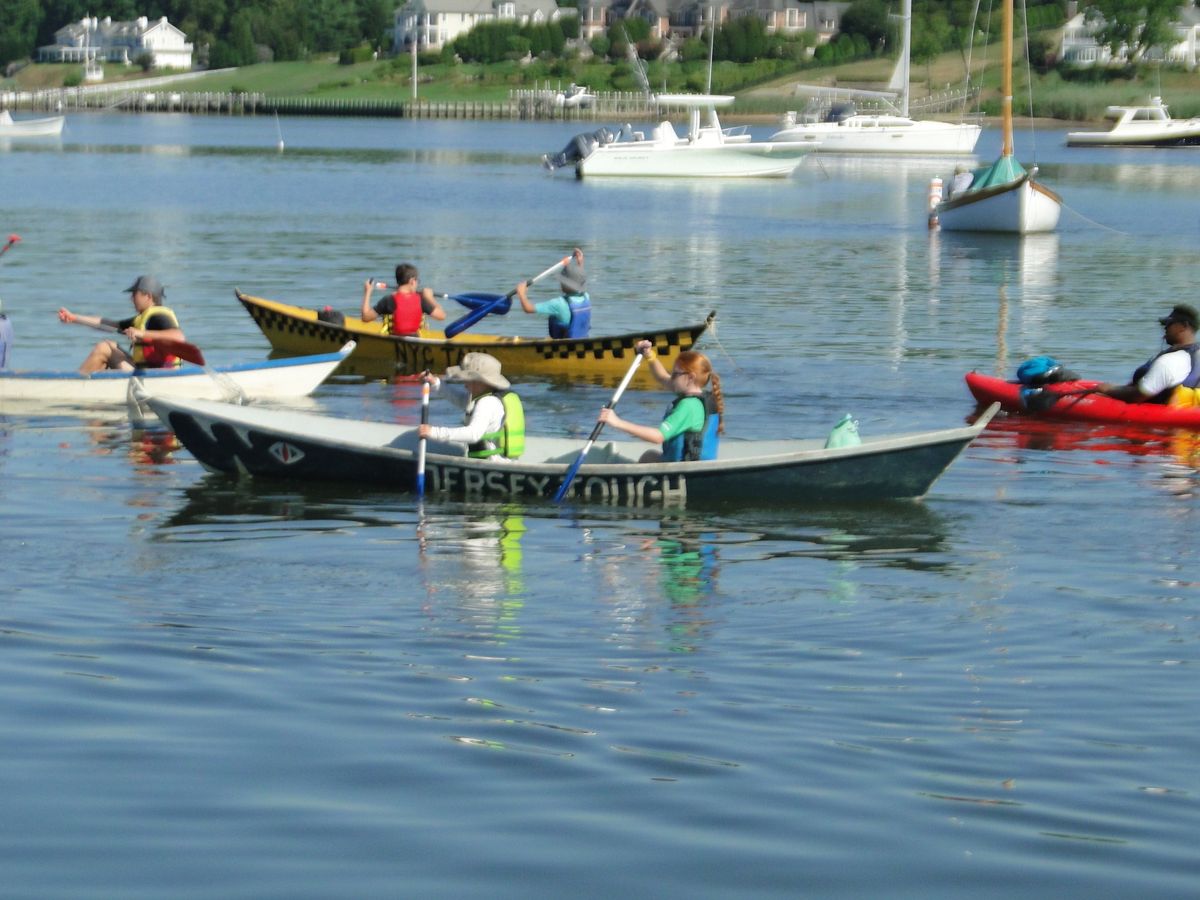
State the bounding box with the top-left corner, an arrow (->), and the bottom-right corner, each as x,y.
1001,0 -> 1014,158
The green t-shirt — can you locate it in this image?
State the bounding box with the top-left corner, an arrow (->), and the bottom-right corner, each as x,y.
659,395 -> 706,441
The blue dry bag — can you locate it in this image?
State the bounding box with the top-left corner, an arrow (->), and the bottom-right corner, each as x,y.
1016,356 -> 1063,386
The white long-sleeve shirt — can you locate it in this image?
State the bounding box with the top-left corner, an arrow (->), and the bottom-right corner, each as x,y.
427,393 -> 505,450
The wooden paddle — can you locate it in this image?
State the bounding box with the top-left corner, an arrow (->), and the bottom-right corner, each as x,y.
554,352 -> 644,502
60,312 -> 206,366
444,259 -> 568,339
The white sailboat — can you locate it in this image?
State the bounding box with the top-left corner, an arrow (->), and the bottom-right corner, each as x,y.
930,0 -> 1060,233
769,0 -> 980,155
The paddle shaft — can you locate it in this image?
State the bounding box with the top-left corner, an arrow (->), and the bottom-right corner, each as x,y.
444,258 -> 568,339
416,378 -> 430,497
554,352 -> 644,502
67,316 -> 206,367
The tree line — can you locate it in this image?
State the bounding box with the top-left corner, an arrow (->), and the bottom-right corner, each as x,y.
0,0 -> 1186,75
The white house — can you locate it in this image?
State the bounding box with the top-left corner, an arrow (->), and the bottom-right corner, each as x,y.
1061,5 -> 1200,69
578,0 -> 845,45
394,0 -> 565,52
38,16 -> 193,70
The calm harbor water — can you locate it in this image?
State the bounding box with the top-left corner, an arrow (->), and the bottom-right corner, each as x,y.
2,112 -> 1199,897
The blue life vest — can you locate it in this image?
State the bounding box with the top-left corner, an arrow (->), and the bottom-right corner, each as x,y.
661,393 -> 720,462
548,293 -> 591,339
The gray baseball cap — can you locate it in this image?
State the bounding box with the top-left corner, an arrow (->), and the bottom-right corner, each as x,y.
560,259 -> 586,295
126,274 -> 165,302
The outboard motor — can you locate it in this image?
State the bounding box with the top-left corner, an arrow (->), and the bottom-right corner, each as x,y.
542,128 -> 614,172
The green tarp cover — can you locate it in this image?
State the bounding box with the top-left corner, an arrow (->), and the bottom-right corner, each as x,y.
968,155 -> 1027,191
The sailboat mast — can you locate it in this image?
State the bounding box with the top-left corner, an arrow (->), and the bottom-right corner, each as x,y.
900,0 -> 911,118
1001,0 -> 1014,157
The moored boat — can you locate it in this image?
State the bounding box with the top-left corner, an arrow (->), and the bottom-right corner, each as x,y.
0,342 -> 354,409
929,0 -> 1060,233
769,0 -> 981,156
237,290 -> 716,385
1066,97 -> 1200,147
143,393 -> 997,507
0,110 -> 65,138
966,371 -> 1200,428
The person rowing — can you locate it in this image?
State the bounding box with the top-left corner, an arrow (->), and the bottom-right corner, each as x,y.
58,274 -> 186,376
514,247 -> 591,338
418,352 -> 525,460
1095,303 -> 1200,404
597,340 -> 723,463
361,263 -> 446,336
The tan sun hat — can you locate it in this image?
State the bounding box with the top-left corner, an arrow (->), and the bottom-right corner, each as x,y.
444,352 -> 510,390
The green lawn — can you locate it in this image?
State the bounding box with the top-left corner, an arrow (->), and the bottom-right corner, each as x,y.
7,48 -> 1200,121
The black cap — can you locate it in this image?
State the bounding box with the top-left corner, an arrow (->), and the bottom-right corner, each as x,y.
1159,304 -> 1199,330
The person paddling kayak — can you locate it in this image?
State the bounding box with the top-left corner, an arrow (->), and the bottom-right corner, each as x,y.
58,275 -> 186,376
1095,304 -> 1200,404
514,248 -> 591,338
360,263 -> 446,336
597,340 -> 724,463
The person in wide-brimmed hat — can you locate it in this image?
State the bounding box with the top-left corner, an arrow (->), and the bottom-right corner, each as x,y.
1097,303 -> 1200,403
514,247 -> 591,339
58,274 -> 187,375
418,352 -> 524,460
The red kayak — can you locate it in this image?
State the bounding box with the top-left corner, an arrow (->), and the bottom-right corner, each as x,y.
965,371 -> 1200,429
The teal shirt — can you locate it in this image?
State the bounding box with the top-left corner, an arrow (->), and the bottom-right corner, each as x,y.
533,296 -> 573,327
659,395 -> 706,441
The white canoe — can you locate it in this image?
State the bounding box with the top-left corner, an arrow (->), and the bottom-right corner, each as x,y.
0,112 -> 65,138
0,342 -> 354,408
142,392 -> 998,507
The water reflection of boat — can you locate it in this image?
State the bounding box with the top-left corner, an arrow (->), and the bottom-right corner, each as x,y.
975,414 -> 1200,466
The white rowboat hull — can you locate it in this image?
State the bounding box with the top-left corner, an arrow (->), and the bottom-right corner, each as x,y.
0,115 -> 65,138
0,343 -> 354,406
935,176 -> 1061,234
144,393 -> 998,507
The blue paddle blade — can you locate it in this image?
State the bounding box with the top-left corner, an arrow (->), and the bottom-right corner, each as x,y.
449,292 -> 512,315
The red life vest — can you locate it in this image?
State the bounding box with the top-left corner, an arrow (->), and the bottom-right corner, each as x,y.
387,290 -> 424,336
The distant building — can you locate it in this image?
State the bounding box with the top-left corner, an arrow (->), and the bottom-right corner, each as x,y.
577,0 -> 846,45
38,16 -> 193,70
1061,5 -> 1200,70
394,0 -> 567,52
395,0 -> 846,53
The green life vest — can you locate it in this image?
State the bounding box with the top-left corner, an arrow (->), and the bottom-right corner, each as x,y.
469,390 -> 525,459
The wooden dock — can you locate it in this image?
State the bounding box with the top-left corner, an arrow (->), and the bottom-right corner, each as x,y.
3,86 -> 664,121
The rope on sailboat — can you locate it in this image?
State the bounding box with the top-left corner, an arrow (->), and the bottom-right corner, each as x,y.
702,316 -> 745,375
1060,202 -> 1129,236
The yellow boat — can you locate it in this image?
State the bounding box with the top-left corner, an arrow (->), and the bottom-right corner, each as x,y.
236,291 -> 717,384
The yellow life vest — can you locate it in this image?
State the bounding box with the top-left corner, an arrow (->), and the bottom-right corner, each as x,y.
131,305 -> 181,368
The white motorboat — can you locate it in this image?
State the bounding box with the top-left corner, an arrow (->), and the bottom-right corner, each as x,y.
1066,97 -> 1200,147
929,0 -> 1060,234
0,110 -> 65,138
543,94 -> 816,178
769,0 -> 980,155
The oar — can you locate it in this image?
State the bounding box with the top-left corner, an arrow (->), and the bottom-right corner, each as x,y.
445,259 -> 568,339
61,313 -> 206,366
553,352 -> 644,502
0,233 -> 21,262
416,376 -> 431,497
